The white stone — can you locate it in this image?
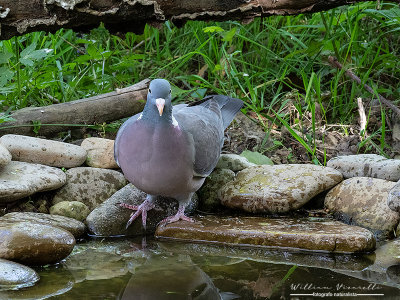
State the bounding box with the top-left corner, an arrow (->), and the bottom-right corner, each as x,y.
0,134 -> 87,168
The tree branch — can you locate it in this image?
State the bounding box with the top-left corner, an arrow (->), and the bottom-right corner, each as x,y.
0,79 -> 149,137
328,56 -> 400,117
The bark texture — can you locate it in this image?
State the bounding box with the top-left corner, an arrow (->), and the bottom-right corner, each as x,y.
0,79 -> 149,137
0,0 -> 377,40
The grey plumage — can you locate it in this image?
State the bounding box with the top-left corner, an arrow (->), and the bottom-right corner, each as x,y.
114,79 -> 243,227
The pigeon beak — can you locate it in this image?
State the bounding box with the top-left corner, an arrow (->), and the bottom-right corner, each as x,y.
156,98 -> 165,116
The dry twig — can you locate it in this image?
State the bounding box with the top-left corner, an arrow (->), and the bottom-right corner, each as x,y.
357,97 -> 367,138
328,56 -> 400,117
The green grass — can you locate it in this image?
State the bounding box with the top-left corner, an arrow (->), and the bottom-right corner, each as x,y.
0,1 -> 398,162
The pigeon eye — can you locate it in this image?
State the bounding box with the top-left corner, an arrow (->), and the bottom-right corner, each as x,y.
149,89 -> 152,93
169,89 -> 172,94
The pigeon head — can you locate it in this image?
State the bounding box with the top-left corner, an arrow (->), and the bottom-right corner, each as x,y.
142,79 -> 172,122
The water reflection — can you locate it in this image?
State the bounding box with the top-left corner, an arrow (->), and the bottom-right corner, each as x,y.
121,254 -> 222,299
2,237 -> 400,299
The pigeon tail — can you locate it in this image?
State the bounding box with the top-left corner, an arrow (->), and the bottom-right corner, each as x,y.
193,95 -> 244,129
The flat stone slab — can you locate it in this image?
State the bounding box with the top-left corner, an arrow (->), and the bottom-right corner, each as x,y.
0,258 -> 39,290
81,137 -> 118,169
327,154 -> 400,181
220,164 -> 343,213
325,177 -> 399,240
0,212 -> 86,238
155,215 -> 376,253
0,144 -> 11,167
52,167 -> 127,210
0,134 -> 87,168
0,221 -> 75,265
0,161 -> 66,204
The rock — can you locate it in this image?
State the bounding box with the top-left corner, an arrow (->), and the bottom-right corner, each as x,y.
216,153 -> 255,172
0,143 -> 11,167
50,201 -> 91,222
327,154 -> 400,181
335,238 -> 400,290
86,184 -> 196,236
0,212 -> 85,238
80,137 -> 118,169
220,164 -> 343,213
156,215 -> 376,253
0,258 -> 39,290
325,177 -> 399,240
162,239 -> 373,272
52,167 -> 127,210
64,243 -> 129,281
0,134 -> 87,168
0,221 -> 75,265
0,161 -> 67,204
198,168 -> 235,211
388,180 -> 400,213
0,267 -> 74,299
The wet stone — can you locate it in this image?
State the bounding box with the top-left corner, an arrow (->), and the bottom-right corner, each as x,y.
0,221 -> 75,265
220,164 -> 343,213
0,258 -> 39,290
0,266 -> 74,299
0,134 -> 87,168
325,177 -> 399,241
327,154 -> 400,181
81,137 -> 118,169
0,144 -> 11,167
216,154 -> 255,172
155,215 -> 376,253
86,184 -> 197,236
52,167 -> 127,210
198,168 -> 235,211
0,212 -> 86,238
0,161 -> 66,204
64,244 -> 129,281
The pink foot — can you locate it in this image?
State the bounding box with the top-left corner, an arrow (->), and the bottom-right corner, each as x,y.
120,199 -> 155,229
159,206 -> 194,226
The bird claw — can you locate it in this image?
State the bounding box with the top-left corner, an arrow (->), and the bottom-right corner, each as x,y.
121,200 -> 155,230
159,209 -> 195,227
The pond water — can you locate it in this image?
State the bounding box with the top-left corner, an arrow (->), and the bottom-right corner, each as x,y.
2,236 -> 400,299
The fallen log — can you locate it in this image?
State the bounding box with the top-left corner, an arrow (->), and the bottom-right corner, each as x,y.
0,79 -> 149,137
0,0 -> 387,40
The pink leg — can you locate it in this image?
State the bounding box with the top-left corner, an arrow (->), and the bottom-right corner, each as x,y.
159,204 -> 195,226
120,196 -> 155,229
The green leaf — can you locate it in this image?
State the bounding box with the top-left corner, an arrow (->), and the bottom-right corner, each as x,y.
203,26 -> 224,33
190,88 -> 207,99
240,150 -> 274,165
222,27 -> 237,42
19,43 -> 52,66
32,120 -> 41,134
87,44 -> 102,60
0,50 -> 13,64
74,54 -> 91,64
0,66 -> 15,87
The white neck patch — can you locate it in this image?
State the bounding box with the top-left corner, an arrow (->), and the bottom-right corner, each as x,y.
172,115 -> 179,128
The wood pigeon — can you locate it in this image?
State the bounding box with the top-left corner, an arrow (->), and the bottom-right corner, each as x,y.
114,79 -> 243,229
